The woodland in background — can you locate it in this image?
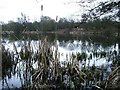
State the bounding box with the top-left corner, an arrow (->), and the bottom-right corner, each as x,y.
2,1 -> 120,36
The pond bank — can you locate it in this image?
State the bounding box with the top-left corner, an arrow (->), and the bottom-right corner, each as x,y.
2,28 -> 120,37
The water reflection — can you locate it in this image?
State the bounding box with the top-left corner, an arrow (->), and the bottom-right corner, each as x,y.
1,36 -> 120,89
57,40 -> 118,66
2,33 -> 120,47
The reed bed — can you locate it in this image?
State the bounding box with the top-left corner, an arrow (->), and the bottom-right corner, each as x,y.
1,37 -> 120,90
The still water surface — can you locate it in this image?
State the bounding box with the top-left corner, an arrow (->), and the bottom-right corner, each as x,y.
1,34 -> 120,89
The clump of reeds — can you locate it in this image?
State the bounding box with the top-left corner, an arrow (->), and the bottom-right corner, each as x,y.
2,45 -> 15,89
30,37 -> 62,89
17,38 -> 112,89
2,37 -> 119,90
2,45 -> 14,79
30,39 -> 109,89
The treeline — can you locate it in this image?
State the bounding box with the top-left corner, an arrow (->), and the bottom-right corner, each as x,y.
80,18 -> 120,31
2,16 -> 76,33
2,16 -> 120,34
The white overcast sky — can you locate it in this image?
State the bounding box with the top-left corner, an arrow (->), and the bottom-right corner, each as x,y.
0,0 -> 113,23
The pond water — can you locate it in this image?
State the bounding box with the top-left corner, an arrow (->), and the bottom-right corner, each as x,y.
1,33 -> 120,89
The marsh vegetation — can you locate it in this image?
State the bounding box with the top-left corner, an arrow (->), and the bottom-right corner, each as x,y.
1,0 -> 120,90
1,33 -> 120,90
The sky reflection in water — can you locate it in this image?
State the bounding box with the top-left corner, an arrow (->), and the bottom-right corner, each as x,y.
1,39 -> 119,88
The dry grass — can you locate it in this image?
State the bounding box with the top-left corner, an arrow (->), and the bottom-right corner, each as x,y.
1,37 -> 120,89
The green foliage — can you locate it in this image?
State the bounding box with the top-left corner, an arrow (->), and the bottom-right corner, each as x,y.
40,16 -> 56,31
2,21 -> 23,32
57,18 -> 75,29
2,16 -> 73,33
2,15 -> 120,36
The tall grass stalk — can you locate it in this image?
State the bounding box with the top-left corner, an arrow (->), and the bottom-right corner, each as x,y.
2,37 -> 120,89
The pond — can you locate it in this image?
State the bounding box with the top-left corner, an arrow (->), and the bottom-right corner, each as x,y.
1,33 -> 120,89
